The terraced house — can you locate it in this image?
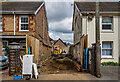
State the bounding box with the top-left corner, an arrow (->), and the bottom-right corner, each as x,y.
0,1 -> 51,62
72,1 -> 119,63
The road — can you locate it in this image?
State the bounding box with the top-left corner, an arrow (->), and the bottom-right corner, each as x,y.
1,66 -> 119,80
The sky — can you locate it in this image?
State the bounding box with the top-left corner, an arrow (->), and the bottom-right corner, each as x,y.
45,0 -> 74,44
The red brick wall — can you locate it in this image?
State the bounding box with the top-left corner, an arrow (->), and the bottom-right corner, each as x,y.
54,40 -> 66,48
0,15 -> 35,36
35,5 -> 50,45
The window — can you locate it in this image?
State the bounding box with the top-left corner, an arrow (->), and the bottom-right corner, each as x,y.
0,16 -> 2,31
19,40 -> 26,49
2,40 -> 8,48
102,42 -> 113,57
102,17 -> 113,31
19,16 -> 29,31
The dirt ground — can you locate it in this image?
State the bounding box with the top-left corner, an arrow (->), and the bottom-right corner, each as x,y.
0,56 -> 119,80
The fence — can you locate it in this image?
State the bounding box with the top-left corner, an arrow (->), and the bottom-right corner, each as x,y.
69,34 -> 88,70
26,34 -> 51,66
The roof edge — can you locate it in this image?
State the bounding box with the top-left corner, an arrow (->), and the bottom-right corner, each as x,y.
34,2 -> 44,15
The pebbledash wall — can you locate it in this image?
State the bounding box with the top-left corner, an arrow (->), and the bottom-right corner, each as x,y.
81,15 -> 119,63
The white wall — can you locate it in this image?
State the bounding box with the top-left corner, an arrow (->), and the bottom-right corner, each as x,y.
82,15 -> 119,63
100,16 -> 119,63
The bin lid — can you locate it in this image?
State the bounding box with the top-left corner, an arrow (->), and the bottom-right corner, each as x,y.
9,42 -> 19,45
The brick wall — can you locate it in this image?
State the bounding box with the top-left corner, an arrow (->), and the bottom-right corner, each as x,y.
35,5 -> 50,45
1,15 -> 35,36
54,40 -> 66,48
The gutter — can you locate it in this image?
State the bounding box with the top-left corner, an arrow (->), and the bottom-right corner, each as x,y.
86,16 -> 88,34
75,4 -> 82,16
34,2 -> 44,15
81,11 -> 120,14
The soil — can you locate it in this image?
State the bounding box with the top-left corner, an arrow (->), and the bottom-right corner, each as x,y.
38,56 -> 78,75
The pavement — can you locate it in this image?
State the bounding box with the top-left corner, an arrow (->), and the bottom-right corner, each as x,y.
0,66 -> 119,80
97,66 -> 119,80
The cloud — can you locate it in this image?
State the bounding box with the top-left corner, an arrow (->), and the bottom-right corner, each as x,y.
49,17 -> 73,33
45,2 -> 73,22
45,1 -> 74,43
49,31 -> 73,44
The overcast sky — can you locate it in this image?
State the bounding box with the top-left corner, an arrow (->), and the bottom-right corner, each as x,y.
45,0 -> 74,44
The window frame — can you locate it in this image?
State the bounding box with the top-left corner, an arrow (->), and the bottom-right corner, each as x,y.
19,16 -> 29,32
101,41 -> 113,58
102,16 -> 113,31
2,40 -> 8,48
0,16 -> 2,32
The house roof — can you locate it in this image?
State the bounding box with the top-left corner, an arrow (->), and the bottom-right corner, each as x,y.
54,38 -> 67,47
0,2 -> 43,14
75,2 -> 119,13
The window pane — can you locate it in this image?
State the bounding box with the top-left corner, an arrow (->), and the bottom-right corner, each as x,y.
102,25 -> 112,30
102,17 -> 112,23
0,16 -> 2,22
0,24 -> 2,30
2,42 -> 7,48
21,17 -> 28,23
21,24 -> 29,30
102,42 -> 112,48
102,49 -> 112,56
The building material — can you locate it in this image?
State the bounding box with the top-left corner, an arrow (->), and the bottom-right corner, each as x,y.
9,49 -> 20,76
32,63 -> 38,79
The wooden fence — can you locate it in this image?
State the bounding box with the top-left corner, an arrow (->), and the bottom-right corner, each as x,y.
69,34 -> 88,70
26,34 -> 51,65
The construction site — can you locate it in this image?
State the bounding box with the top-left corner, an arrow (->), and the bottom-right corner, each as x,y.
0,0 -> 120,81
1,34 -> 101,80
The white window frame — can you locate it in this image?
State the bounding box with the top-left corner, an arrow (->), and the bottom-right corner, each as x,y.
102,16 -> 113,31
101,41 -> 113,58
0,16 -> 2,32
19,16 -> 29,32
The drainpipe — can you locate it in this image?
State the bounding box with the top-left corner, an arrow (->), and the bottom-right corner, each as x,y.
86,15 -> 88,34
13,12 -> 15,35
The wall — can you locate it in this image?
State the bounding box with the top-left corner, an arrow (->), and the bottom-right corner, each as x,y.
73,4 -> 119,63
72,4 -> 82,60
0,15 -> 35,35
54,40 -> 66,48
82,15 -> 119,63
100,16 -> 119,63
35,5 -> 49,45
26,35 -> 51,65
26,5 -> 51,65
0,39 -> 2,56
82,16 -> 96,48
118,16 -> 120,63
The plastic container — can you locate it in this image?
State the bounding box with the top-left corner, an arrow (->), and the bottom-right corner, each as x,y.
14,75 -> 22,79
